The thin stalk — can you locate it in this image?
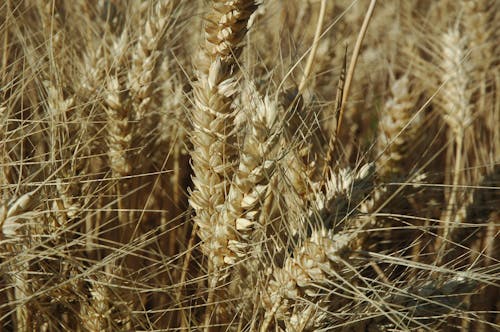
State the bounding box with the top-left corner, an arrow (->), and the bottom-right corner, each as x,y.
260,299 -> 282,332
438,131 -> 464,261
203,268 -> 219,332
298,0 -> 327,93
178,222 -> 198,329
337,0 -> 377,135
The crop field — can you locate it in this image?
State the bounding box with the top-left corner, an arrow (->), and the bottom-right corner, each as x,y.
0,0 -> 498,331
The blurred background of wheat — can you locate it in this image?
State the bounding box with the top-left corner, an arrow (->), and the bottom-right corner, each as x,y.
0,0 -> 498,331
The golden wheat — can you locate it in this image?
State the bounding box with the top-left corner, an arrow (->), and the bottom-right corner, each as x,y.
0,0 -> 498,331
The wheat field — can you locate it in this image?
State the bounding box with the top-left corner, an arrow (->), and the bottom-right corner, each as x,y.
0,0 -> 498,331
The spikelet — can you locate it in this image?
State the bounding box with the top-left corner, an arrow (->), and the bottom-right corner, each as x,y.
189,0 -> 258,267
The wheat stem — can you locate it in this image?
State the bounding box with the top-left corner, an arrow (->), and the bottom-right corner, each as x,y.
337,0 -> 377,135
442,131 -> 463,242
298,0 -> 327,93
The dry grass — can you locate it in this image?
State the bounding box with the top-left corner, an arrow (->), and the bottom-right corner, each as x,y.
0,0 -> 498,331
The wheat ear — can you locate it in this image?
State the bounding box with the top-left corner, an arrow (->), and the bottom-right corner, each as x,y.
104,32 -> 135,233
261,229 -> 358,331
105,33 -> 132,179
189,0 -> 258,268
220,87 -> 280,263
81,268 -> 134,332
188,1 -> 258,329
377,75 -> 420,179
43,82 -> 83,226
438,28 -> 472,245
2,192 -> 36,331
259,164 -> 374,330
205,88 -> 280,327
343,273 -> 478,331
128,0 -> 176,120
312,163 -> 374,227
385,273 -> 477,328
463,0 -> 497,74
448,165 -> 499,253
